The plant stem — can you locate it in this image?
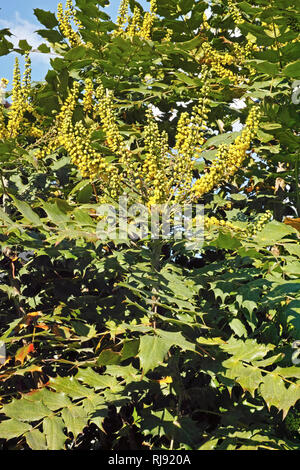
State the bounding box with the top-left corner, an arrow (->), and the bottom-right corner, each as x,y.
150,239 -> 163,327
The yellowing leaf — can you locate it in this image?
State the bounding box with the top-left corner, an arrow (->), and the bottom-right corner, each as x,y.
157,376 -> 173,384
284,217 -> 300,233
15,343 -> 34,365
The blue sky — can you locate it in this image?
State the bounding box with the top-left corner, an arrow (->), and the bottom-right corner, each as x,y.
0,0 -> 148,87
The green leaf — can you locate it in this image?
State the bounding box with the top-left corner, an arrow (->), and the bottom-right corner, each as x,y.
221,337 -> 274,362
36,29 -> 63,43
1,398 -> 51,421
223,360 -> 263,396
229,318 -> 248,338
61,405 -> 88,439
97,349 -> 122,365
25,429 -> 47,450
157,330 -> 195,352
48,376 -> 95,399
260,374 -> 300,418
12,198 -> 42,226
254,221 -> 297,246
275,367 -> 300,379
43,201 -> 70,225
65,46 -> 87,61
0,419 -> 32,440
247,60 -> 279,76
28,388 -> 72,411
0,207 -> 14,225
38,43 -> 51,53
199,438 -> 219,450
18,40 -> 32,51
77,182 -> 93,203
283,60 -> 300,78
43,416 -> 66,450
121,339 -> 140,361
138,335 -> 170,374
76,368 -> 119,391
203,131 -> 241,150
34,9 -> 59,28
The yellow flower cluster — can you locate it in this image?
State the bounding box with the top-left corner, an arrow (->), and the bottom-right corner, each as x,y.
140,0 -> 157,40
0,78 -> 8,88
114,0 -> 157,40
1,56 -> 35,139
0,78 -> 9,139
35,82 -> 80,159
95,83 -> 136,189
192,106 -> 260,199
142,108 -> 170,205
163,29 -> 173,42
202,12 -> 210,30
202,42 -> 242,85
29,126 -> 44,139
57,0 -> 82,46
0,113 -> 6,140
27,71 -> 260,210
22,53 -> 31,100
205,216 -> 246,232
0,55 -> 46,142
173,79 -> 211,196
250,210 -> 272,235
61,119 -> 115,181
228,0 -> 244,24
95,83 -> 124,154
6,57 -> 23,138
116,0 -> 129,31
233,40 -> 260,76
127,6 -> 142,38
35,82 -> 120,198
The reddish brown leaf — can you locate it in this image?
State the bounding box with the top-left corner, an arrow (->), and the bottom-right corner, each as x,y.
284,217 -> 300,233
15,343 -> 35,365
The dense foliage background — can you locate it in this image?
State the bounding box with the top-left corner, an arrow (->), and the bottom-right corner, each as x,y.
0,0 -> 299,450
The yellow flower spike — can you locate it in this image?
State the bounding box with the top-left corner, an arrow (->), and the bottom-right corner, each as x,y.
202,42 -> 243,85
163,29 -> 173,42
83,78 -> 94,114
115,0 -> 129,34
0,78 -> 9,88
192,106 -> 260,199
44,82 -> 121,199
0,78 -> 9,140
202,12 -> 210,30
57,0 -> 82,46
204,216 -> 245,233
128,6 -> 142,38
140,0 -> 157,40
141,108 -> 171,205
3,55 -> 41,140
0,112 -> 7,140
7,57 -> 26,138
115,0 -> 156,40
173,76 -> 211,197
95,83 -> 124,154
248,210 -> 272,236
228,0 -> 244,24
22,52 -> 31,100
